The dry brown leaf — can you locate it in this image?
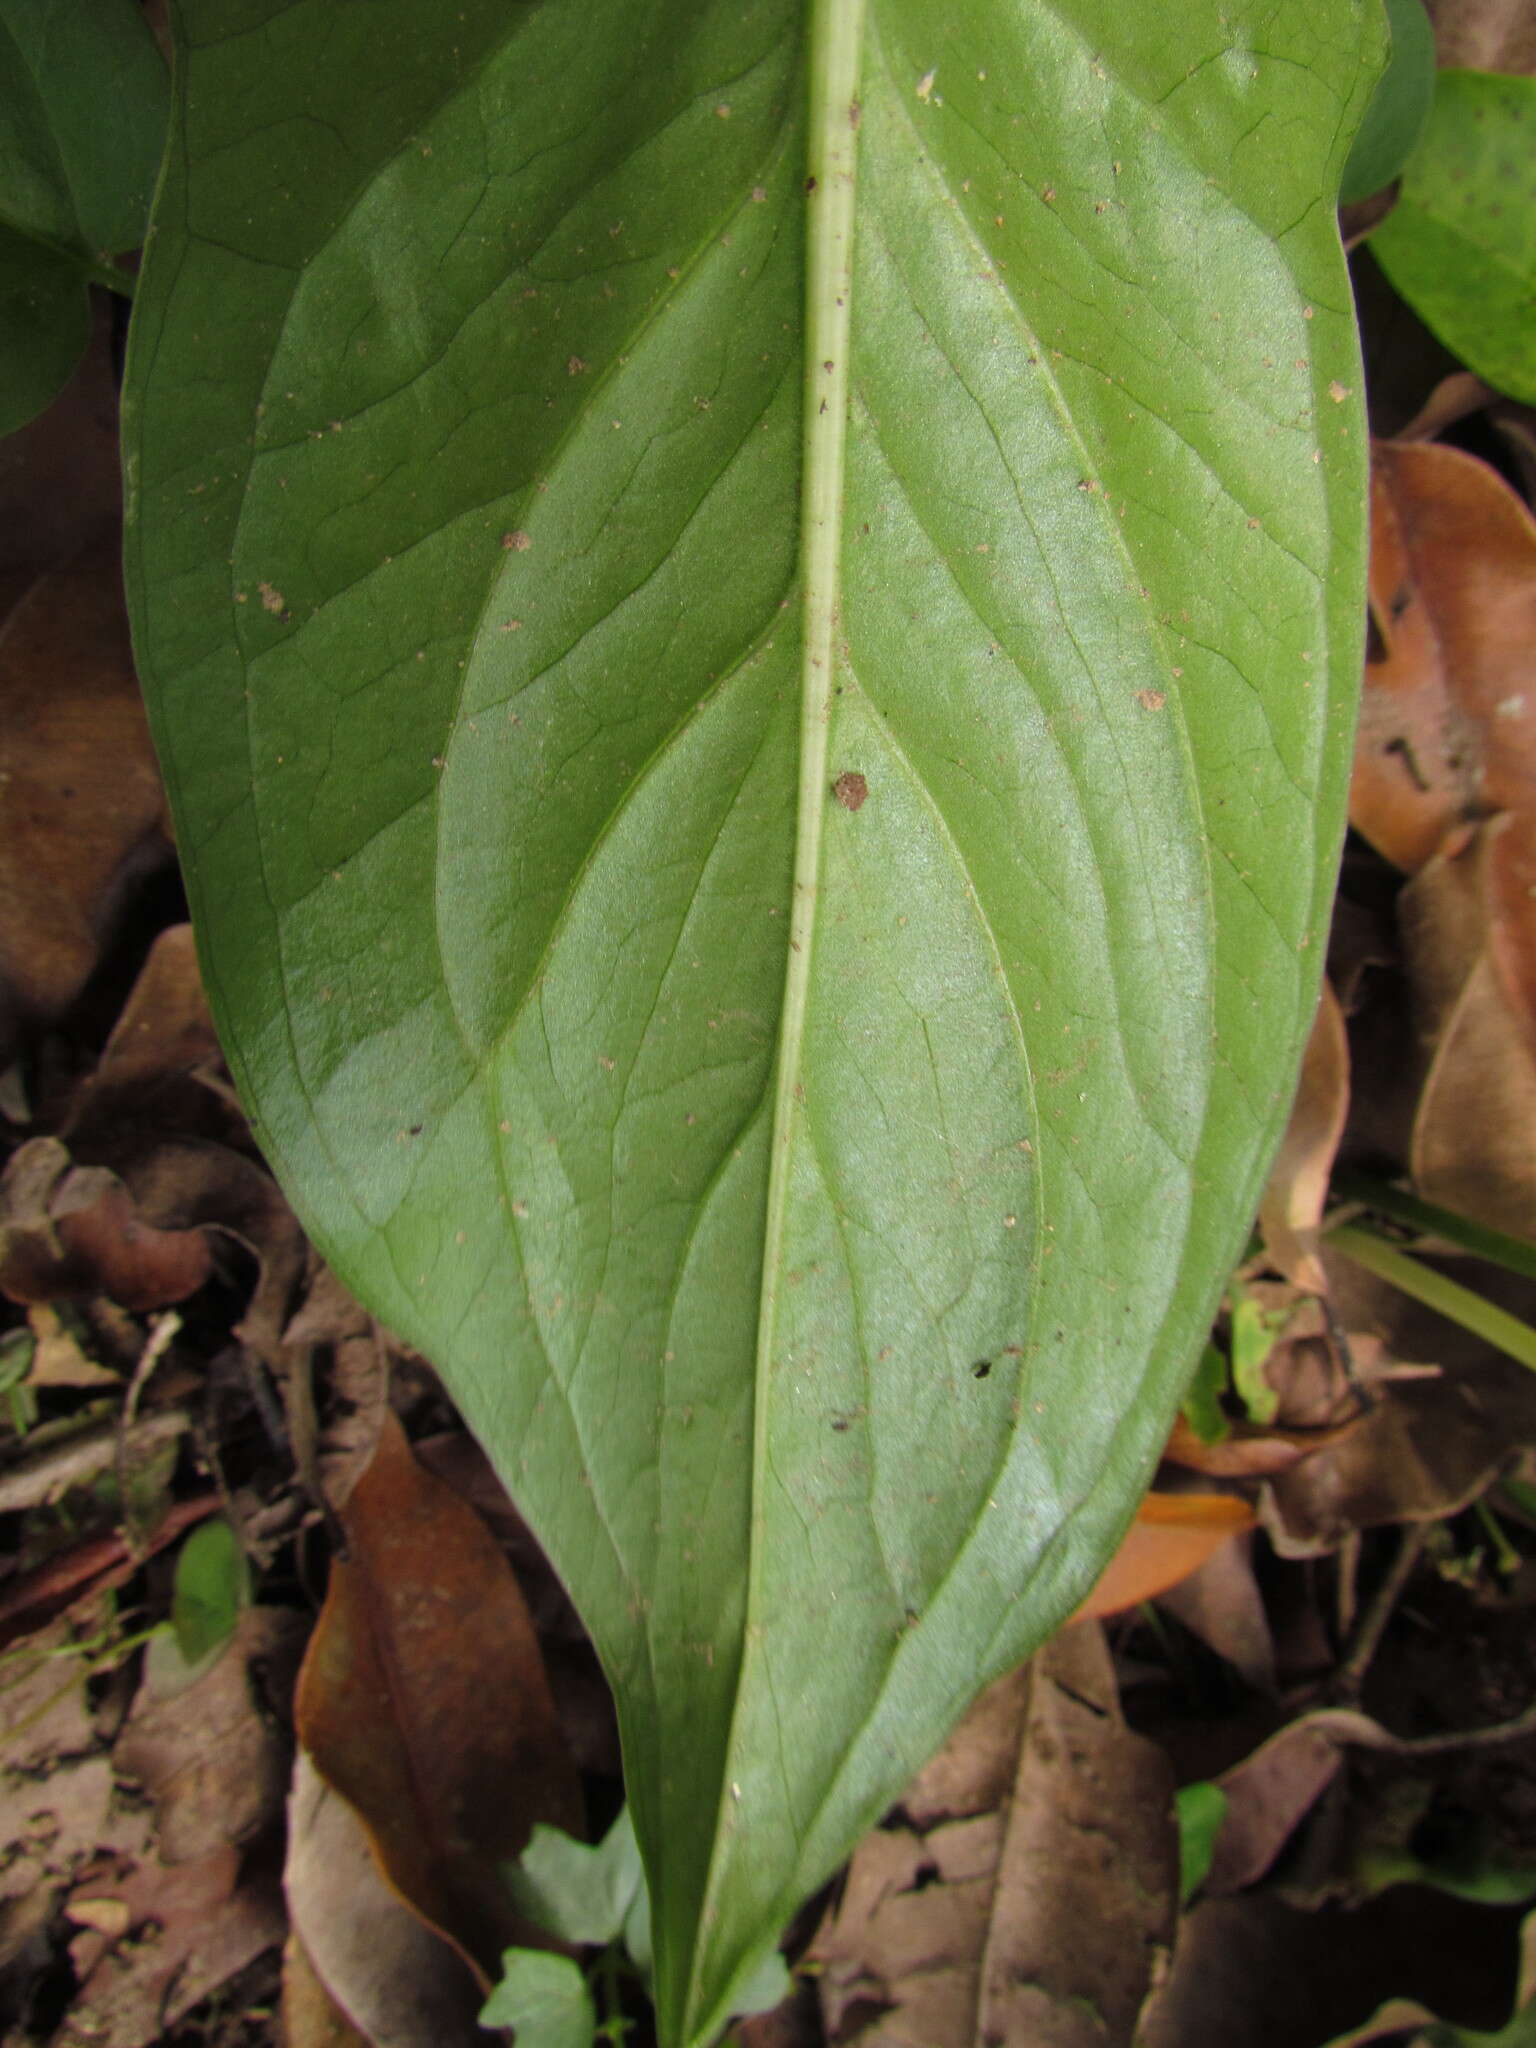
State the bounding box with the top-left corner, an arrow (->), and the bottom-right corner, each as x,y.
1205,1720 -> 1347,1894
63,1843 -> 285,2048
1397,823 -> 1536,1236
413,1431 -> 621,1781
64,923 -> 230,1153
283,1754 -> 492,2048
0,1602 -> 146,1913
0,1135 -> 214,1310
811,1625 -> 1176,2048
1353,443 -> 1536,876
1425,0 -> 1536,72
1155,1536 -> 1276,1694
113,1608 -> 307,1865
281,1265 -> 391,1515
1262,1308 -> 1536,1557
1259,979 -> 1350,1293
1141,1887 -> 1523,2048
1075,1491 -> 1255,1621
1163,1412 -> 1353,1479
0,533 -> 171,1059
280,1933 -> 375,2048
294,1409 -> 581,1982
25,1301 -> 120,1388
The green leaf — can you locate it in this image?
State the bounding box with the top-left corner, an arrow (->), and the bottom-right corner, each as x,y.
170,1516 -> 248,1666
728,1945 -> 791,2020
1181,1340 -> 1231,1445
1369,69 -> 1536,404
122,4 -> 1382,2042
1339,0 -> 1435,204
0,0 -> 168,429
1229,1290 -> 1285,1424
510,1810 -> 645,1949
1174,1780 -> 1228,1904
480,1949 -> 597,2048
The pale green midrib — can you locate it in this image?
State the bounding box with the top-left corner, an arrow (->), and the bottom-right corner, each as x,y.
679,2 -> 867,2042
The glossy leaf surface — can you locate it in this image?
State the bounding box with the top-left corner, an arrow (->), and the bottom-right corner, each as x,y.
124,3 -> 1379,2040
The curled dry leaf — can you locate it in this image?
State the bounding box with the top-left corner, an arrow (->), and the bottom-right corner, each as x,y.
1203,1719 -> 1346,1895
810,1625 -> 1176,2048
1258,978 -> 1350,1294
0,532 -> 171,1059
294,1408 -> 581,1982
1163,1412 -> 1353,1480
1262,1306 -> 1536,1557
1353,442 -> 1536,876
0,1135 -> 213,1310
283,1753 -> 490,2048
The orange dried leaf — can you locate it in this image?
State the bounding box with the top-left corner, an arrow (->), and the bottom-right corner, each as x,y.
1075,1491 -> 1255,1621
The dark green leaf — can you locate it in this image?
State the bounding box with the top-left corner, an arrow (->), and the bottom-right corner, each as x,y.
0,224 -> 87,434
480,1949 -> 596,2048
169,1516 -> 248,1665
0,0 -> 167,427
1181,1341 -> 1231,1445
1370,69 -> 1536,404
123,4 -> 1382,2041
1339,0 -> 1435,204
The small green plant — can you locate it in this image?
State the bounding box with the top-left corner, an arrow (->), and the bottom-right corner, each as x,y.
489,1809 -> 788,2046
168,1515 -> 249,1668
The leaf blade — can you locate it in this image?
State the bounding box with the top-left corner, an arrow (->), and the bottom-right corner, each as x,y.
124,4 -> 1383,2042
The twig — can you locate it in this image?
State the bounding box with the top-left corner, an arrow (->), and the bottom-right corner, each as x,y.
1302,1698 -> 1536,1759
116,1311 -> 183,1559
1331,1523 -> 1428,1703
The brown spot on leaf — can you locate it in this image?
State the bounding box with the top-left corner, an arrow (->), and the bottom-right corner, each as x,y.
1135,689 -> 1166,711
833,771 -> 869,812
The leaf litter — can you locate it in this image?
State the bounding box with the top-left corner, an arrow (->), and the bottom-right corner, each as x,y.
11,13 -> 1536,2048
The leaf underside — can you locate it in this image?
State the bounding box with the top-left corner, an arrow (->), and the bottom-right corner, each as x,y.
123,3 -> 1379,2041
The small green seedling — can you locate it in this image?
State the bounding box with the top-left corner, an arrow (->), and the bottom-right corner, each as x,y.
488,1808 -> 790,2047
